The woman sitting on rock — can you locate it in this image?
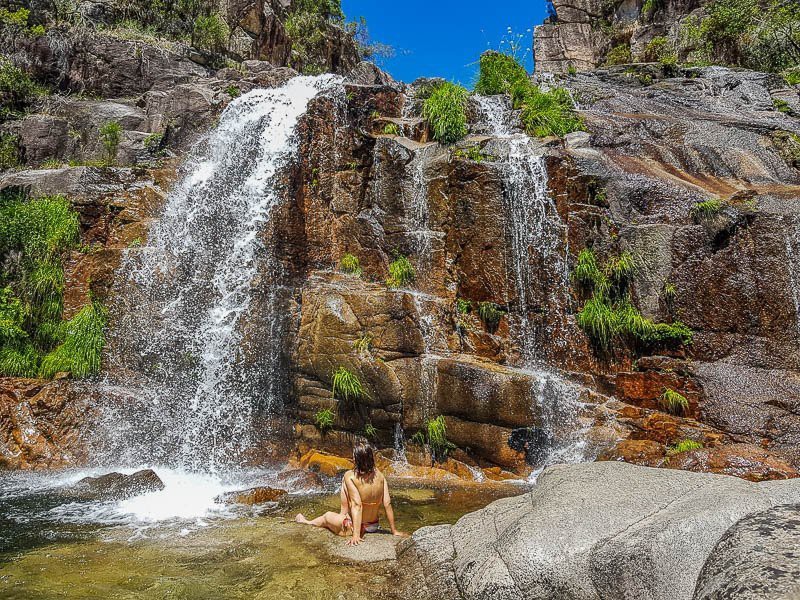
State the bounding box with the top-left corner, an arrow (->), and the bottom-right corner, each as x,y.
295,441 -> 407,545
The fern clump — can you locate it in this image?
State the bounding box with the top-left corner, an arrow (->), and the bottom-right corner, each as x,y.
386,254 -> 415,288
667,439 -> 703,455
475,51 -> 529,95
314,408 -> 335,432
422,82 -> 469,145
340,253 -> 362,277
331,366 -> 364,403
477,301 -> 506,333
659,387 -> 689,415
511,82 -> 584,138
39,301 -> 107,379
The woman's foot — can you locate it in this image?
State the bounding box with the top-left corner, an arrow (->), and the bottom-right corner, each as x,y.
295,513 -> 310,524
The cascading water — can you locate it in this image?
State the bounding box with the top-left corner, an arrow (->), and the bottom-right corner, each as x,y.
97,75 -> 341,474
475,94 -> 588,472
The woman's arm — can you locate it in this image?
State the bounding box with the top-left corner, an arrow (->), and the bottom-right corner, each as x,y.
345,476 -> 363,546
383,478 -> 406,536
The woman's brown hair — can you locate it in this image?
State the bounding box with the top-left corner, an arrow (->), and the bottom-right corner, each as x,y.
353,441 -> 376,480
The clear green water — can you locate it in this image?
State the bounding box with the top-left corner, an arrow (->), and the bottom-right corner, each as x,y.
0,472 -> 521,600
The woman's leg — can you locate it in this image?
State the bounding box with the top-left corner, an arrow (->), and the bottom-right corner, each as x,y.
295,511 -> 347,535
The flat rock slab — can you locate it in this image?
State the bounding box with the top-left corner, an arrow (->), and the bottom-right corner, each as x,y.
397,461 -> 800,600
324,532 -> 402,563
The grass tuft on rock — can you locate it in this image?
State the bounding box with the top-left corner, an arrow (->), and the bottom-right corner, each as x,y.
422,82 -> 469,145
412,415 -> 456,462
659,387 -> 689,415
340,253 -> 362,277
331,366 -> 364,403
511,81 -> 584,138
386,254 -> 415,288
353,333 -> 372,355
667,439 -> 703,455
475,51 -> 529,95
314,408 -> 335,432
39,301 -> 107,379
690,198 -> 724,222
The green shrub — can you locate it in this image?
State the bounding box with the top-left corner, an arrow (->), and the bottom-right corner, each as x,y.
340,253 -> 362,277
667,439 -> 703,454
284,0 -> 350,74
224,84 -> 240,98
386,254 -> 415,288
567,64 -> 578,76
193,13 -> 229,53
314,408 -> 335,432
0,132 -> 19,169
690,198 -> 724,222
99,120 -> 122,166
659,387 -> 689,415
511,82 -> 583,138
477,301 -> 505,333
364,422 -> 377,439
456,298 -> 471,314
474,51 -> 528,95
0,8 -> 44,35
39,301 -> 107,379
383,122 -> 400,136
605,45 -> 632,66
785,69 -> 800,86
143,132 -> 164,155
331,366 -> 363,402
422,82 -> 469,145
0,56 -> 41,113
643,36 -> 677,64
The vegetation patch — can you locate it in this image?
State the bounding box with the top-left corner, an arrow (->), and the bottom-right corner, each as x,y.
667,439 -> 703,454
659,387 -> 689,415
386,254 -> 415,288
331,366 -> 364,403
383,122 -> 400,136
452,145 -> 494,163
422,82 -> 469,145
353,333 -> 372,355
340,253 -> 362,277
363,422 -> 377,439
605,44 -> 632,66
573,248 -> 693,354
314,408 -> 335,432
511,81 -> 583,138
0,132 -> 20,169
99,120 -> 122,166
0,191 -> 106,378
477,301 -> 505,333
0,55 -> 43,118
474,50 -> 529,95
412,415 -> 456,462
690,198 -> 724,223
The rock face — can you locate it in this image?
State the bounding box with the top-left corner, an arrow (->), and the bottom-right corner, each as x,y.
397,462 -> 800,600
694,504 -> 800,600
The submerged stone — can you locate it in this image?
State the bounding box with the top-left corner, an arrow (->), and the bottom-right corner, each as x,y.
70,469 -> 164,501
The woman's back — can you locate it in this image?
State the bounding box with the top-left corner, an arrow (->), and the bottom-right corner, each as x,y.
349,469 -> 385,521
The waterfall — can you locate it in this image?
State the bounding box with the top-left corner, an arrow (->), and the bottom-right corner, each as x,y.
97,75 -> 340,473
476,95 -> 586,471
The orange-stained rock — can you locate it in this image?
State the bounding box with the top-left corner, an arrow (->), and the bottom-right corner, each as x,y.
482,466 -> 522,481
598,439 -> 667,468
299,449 -> 354,477
666,444 -> 799,482
614,368 -> 702,419
217,486 -> 288,505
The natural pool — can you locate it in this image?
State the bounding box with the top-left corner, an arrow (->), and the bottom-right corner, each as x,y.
0,468 -> 523,599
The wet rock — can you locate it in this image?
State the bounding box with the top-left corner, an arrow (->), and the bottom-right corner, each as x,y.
599,439 -> 667,468
667,443 -> 799,482
0,378 -> 90,470
299,449 -> 353,477
216,486 -> 287,505
71,469 -> 164,501
693,503 -> 800,600
324,532 -> 402,563
397,461 -> 800,600
275,468 -> 324,491
346,61 -> 397,87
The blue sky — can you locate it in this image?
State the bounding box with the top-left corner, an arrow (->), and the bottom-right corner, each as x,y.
341,0 -> 549,85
